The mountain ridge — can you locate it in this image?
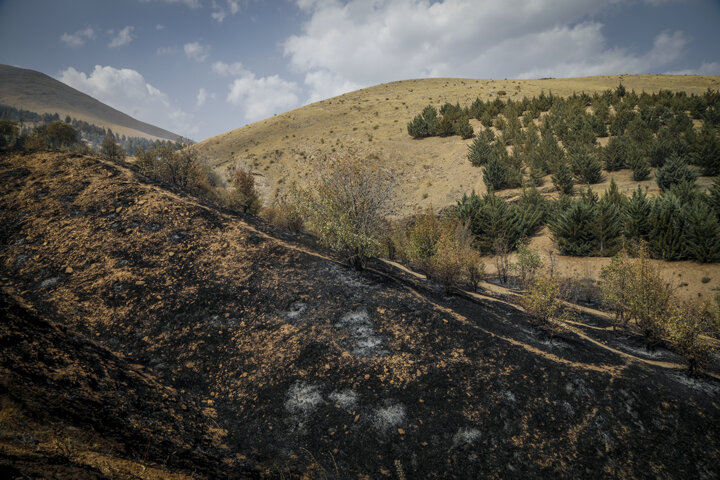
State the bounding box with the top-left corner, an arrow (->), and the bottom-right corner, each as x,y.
0,64 -> 181,142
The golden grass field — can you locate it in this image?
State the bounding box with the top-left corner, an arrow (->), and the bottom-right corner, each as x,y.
193,74 -> 720,302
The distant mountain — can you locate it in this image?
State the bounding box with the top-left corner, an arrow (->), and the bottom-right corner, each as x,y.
0,64 -> 181,142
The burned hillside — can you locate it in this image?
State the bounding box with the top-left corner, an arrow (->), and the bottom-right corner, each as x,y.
1,151 -> 719,478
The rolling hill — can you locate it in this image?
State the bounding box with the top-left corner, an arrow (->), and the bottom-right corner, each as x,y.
193,74 -> 720,213
0,64 -> 181,142
193,74 -> 720,303
1,150 -> 719,478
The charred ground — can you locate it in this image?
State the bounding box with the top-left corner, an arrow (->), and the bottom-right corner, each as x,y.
1,151 -> 719,478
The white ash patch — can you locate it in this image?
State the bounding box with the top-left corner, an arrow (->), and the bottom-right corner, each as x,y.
499,390 -> 517,403
285,302 -> 307,320
323,263 -> 373,289
328,389 -> 358,410
618,343 -> 673,360
285,382 -> 324,416
667,372 -> 720,396
373,403 -> 406,432
39,277 -> 60,289
336,309 -> 388,357
452,428 -> 481,447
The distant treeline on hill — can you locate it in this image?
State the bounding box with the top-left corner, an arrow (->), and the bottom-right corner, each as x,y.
0,103 -> 190,154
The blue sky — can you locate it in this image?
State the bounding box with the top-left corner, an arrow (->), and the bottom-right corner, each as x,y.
1,0 -> 719,141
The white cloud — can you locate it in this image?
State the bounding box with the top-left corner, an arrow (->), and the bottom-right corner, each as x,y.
212,60 -> 248,76
196,87 -> 216,106
211,0 -> 245,23
60,27 -> 95,48
139,0 -> 202,8
284,0 -> 693,102
155,24 -> 165,30
225,71 -> 300,122
184,41 -> 210,62
108,26 -> 135,48
57,65 -> 195,138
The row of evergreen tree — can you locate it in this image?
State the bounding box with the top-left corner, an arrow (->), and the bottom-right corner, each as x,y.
550,180 -> 720,262
409,84 -> 720,195
407,103 -> 474,139
408,85 -> 720,142
449,178 -> 720,263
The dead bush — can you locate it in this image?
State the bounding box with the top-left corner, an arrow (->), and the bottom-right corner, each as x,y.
261,194 -> 303,232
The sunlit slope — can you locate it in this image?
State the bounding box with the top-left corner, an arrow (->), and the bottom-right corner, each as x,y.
194,74 -> 720,215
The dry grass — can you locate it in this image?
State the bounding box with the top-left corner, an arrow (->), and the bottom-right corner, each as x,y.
193,74 -> 720,215
192,74 -> 720,302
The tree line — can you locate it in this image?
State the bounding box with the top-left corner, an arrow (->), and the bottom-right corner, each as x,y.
0,103 -> 189,153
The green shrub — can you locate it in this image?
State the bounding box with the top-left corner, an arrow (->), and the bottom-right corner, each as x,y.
297,156 -> 394,270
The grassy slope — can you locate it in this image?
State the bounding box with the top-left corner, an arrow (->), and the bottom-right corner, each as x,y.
0,64 -> 180,142
193,74 -> 720,211
194,74 -> 720,302
1,151 -> 719,478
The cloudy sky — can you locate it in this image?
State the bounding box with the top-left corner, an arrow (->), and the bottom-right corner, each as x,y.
1,0 -> 719,141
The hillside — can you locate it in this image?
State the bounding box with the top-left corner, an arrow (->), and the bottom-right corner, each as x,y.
193,75 -> 720,212
0,64 -> 180,142
1,150 -> 719,478
193,74 -> 720,303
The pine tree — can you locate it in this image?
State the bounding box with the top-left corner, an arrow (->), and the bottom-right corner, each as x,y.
595,193 -> 623,256
421,105 -> 439,136
456,118 -> 474,139
602,136 -> 630,171
649,193 -> 685,260
552,161 -> 574,195
467,130 -> 497,166
624,186 -> 652,244
690,130 -> 720,176
682,201 -> 720,262
629,153 -> 651,181
708,177 -> 720,218
569,145 -> 603,184
407,114 -> 429,138
655,153 -> 698,191
483,155 -> 509,191
604,178 -> 628,210
550,198 -> 597,256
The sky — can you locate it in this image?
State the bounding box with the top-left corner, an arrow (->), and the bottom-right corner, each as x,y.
1,0 -> 719,141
